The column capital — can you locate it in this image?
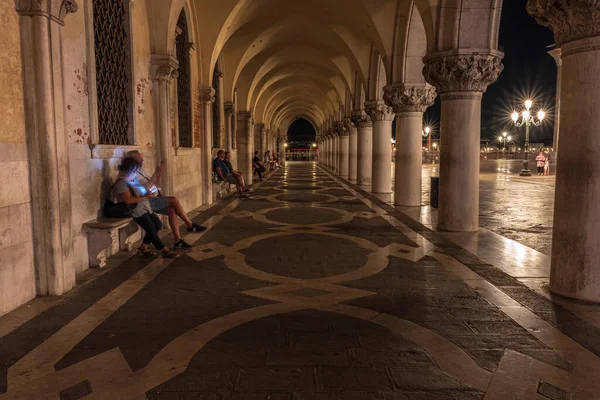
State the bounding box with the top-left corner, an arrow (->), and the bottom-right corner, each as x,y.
344,118 -> 357,133
255,123 -> 265,132
548,46 -> 562,66
351,111 -> 372,128
15,0 -> 78,25
334,121 -> 349,137
365,101 -> 394,122
527,0 -> 600,47
225,102 -> 236,117
198,86 -> 216,103
423,52 -> 503,94
151,55 -> 179,83
383,84 -> 437,113
239,111 -> 254,126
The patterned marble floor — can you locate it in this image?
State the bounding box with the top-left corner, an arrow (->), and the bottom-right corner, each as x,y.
1,162 -> 600,399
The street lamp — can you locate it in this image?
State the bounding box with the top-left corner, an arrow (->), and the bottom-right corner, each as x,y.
422,126 -> 432,150
511,99 -> 545,176
498,131 -> 512,152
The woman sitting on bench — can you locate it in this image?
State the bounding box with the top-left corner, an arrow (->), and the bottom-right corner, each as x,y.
113,157 -> 180,258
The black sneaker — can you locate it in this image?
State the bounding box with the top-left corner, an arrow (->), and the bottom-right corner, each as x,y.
187,223 -> 207,233
173,240 -> 192,249
243,189 -> 252,193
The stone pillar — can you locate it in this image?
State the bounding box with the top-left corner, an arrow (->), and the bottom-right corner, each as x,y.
258,124 -> 267,155
198,87 -> 215,204
215,72 -> 226,149
16,1 -> 78,296
279,135 -> 286,165
424,53 -> 503,231
151,56 -> 178,196
338,122 -> 350,179
384,84 -> 437,206
238,112 -> 255,184
548,47 -> 562,158
528,1 -> 600,302
366,102 -> 395,202
356,114 -> 373,187
225,102 -> 234,150
348,114 -> 359,183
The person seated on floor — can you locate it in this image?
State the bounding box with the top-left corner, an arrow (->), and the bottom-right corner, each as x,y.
127,150 -> 206,249
213,150 -> 251,198
253,151 -> 266,181
113,157 -> 179,258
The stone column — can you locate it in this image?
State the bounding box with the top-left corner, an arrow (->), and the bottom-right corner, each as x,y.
258,124 -> 267,155
279,135 -> 286,164
16,1 -> 78,296
198,86 -> 215,204
366,102 -> 395,202
224,103 -> 234,150
384,84 -> 437,206
356,114 -> 373,187
548,47 -> 562,158
151,56 -> 178,196
338,122 -> 350,179
424,53 -> 503,231
348,114 -> 360,183
528,1 -> 600,302
238,112 -> 255,184
332,130 -> 340,174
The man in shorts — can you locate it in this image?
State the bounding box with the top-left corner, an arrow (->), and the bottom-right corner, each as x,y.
128,151 -> 206,249
213,150 -> 250,198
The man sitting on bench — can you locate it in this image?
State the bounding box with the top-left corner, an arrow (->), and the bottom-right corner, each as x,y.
213,149 -> 251,198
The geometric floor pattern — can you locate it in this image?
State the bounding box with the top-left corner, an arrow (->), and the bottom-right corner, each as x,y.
2,162 -> 600,399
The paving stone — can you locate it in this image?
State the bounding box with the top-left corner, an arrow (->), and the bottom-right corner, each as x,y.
537,380 -> 569,400
351,348 -> 435,367
465,265 -> 522,287
381,390 -> 484,399
318,367 -> 394,391
466,320 -> 529,335
517,349 -> 572,372
444,308 -> 510,321
435,296 -> 494,309
147,393 -> 220,400
446,334 -> 543,350
291,331 -> 359,349
236,368 -> 317,391
389,367 -> 470,391
419,321 -> 476,335
466,350 -> 504,372
152,368 -> 236,392
225,393 -> 292,400
501,286 -> 563,313
298,392 -> 382,399
267,348 -> 350,366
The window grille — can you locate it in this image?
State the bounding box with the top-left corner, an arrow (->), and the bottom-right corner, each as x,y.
93,0 -> 131,145
176,11 -> 193,148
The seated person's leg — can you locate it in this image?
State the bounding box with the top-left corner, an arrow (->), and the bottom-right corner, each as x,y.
166,196 -> 206,232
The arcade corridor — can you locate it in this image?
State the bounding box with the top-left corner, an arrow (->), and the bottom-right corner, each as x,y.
1,163 -> 599,399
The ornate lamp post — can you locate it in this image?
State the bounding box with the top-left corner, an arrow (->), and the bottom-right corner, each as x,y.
498,131 -> 512,152
511,99 -> 545,176
422,126 -> 432,150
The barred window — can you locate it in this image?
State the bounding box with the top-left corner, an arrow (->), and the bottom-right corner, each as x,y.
93,0 -> 132,145
176,11 -> 193,148
212,67 -> 221,148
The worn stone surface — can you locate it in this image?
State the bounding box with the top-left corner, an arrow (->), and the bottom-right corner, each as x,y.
0,163 -> 597,399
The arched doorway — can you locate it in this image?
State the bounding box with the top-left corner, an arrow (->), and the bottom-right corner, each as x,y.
287,118 -> 317,161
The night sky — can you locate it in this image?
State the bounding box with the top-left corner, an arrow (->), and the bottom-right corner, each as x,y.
424,0 -> 557,146
288,1 -> 557,146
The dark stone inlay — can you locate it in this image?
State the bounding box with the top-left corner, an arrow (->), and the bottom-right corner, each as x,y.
275,192 -> 332,203
537,380 -> 569,400
243,234 -> 371,279
265,207 -> 342,225
59,380 -> 92,400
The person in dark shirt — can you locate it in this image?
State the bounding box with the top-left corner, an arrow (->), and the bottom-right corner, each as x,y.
213,150 -> 250,198
253,151 -> 265,181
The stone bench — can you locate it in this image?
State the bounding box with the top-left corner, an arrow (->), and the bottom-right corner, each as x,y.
212,173 -> 235,202
83,217 -> 140,268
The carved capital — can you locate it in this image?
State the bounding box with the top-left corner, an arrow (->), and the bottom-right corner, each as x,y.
151,55 -> 179,83
351,112 -> 372,128
225,102 -> 236,117
365,101 -> 395,122
383,84 -> 437,113
199,86 -> 215,103
15,0 -> 78,25
334,121 -> 349,137
423,52 -> 504,93
527,0 -> 600,47
344,118 -> 357,133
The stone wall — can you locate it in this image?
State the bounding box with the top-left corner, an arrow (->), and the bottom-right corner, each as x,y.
0,2 -> 35,315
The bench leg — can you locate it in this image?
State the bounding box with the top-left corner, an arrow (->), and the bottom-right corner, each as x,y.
86,230 -> 115,268
119,221 -> 140,251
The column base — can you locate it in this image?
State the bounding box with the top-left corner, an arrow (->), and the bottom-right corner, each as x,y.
549,281 -> 600,303
372,192 -> 392,203
519,169 -> 532,177
348,179 -> 357,184
341,174 -> 349,180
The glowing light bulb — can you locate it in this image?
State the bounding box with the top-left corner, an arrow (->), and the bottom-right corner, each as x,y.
522,110 -> 530,120
507,136 -> 512,141
538,110 -> 545,120
503,131 -> 508,137
525,99 -> 533,110
425,127 -> 431,134
498,136 -> 503,141
511,111 -> 519,122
